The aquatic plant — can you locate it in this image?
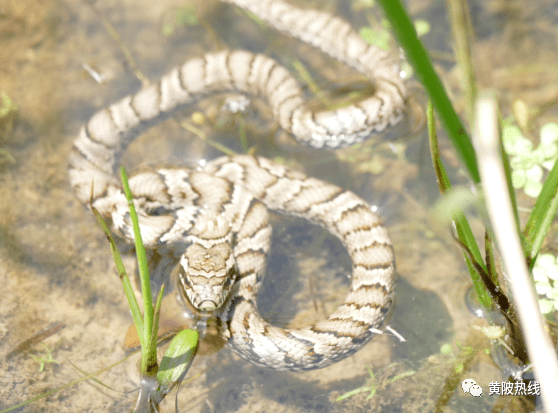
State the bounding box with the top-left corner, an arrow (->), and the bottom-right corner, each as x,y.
93,167 -> 199,412
376,0 -> 558,410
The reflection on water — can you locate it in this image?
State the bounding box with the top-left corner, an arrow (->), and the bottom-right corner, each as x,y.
1,0 -> 557,411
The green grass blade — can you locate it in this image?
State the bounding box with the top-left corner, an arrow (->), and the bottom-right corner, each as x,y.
91,206 -> 144,344
428,101 -> 451,194
500,134 -> 522,238
365,387 -> 377,400
119,167 -> 154,374
377,0 -> 480,183
365,363 -> 375,380
445,0 -> 476,123
151,284 -> 165,340
524,157 -> 558,263
428,101 -> 482,264
335,386 -> 372,402
484,231 -> 498,284
427,101 -> 492,309
145,284 -> 166,375
385,370 -> 416,384
65,358 -> 127,393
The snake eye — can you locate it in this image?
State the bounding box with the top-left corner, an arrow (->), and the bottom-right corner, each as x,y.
177,265 -> 191,288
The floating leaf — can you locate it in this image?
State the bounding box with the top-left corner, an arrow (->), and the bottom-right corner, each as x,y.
157,329 -> 198,388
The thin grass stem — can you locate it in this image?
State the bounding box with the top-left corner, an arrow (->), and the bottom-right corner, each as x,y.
474,91 -> 558,411
377,0 -> 480,183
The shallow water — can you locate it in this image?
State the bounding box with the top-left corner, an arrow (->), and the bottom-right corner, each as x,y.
1,0 -> 557,412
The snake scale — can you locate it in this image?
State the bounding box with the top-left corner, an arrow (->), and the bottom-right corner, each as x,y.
69,0 -> 404,370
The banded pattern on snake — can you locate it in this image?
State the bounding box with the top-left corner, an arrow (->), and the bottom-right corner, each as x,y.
69,0 -> 402,370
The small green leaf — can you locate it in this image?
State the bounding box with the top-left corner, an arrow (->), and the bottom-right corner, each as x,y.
380,18 -> 392,29
414,20 -> 430,37
544,254 -> 558,280
440,343 -> 453,356
540,123 -> 558,145
524,180 -> 543,198
335,386 -> 371,401
358,26 -> 391,50
538,143 -> 558,160
400,60 -> 413,79
385,370 -> 416,384
525,165 -> 543,183
366,364 -> 376,380
510,153 -> 537,170
535,281 -> 552,295
502,125 -> 532,156
523,148 -> 558,260
161,5 -> 199,36
533,265 -> 549,283
546,268 -> 558,282
176,5 -> 198,26
536,253 -> 556,268
543,158 -> 557,170
0,92 -> 17,118
157,329 -> 199,388
539,298 -> 554,314
511,169 -> 526,188
352,0 -> 375,9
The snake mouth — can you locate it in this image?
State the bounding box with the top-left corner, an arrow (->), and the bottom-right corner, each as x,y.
198,300 -> 217,312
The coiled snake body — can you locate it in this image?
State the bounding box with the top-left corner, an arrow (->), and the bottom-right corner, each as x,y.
69,0 -> 403,371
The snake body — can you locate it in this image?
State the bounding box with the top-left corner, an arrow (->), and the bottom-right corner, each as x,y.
69,0 -> 401,370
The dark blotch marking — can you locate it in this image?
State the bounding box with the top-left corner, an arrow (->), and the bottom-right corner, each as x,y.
351,331 -> 371,345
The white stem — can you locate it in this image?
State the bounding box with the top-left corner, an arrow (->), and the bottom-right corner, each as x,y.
474,91 -> 558,410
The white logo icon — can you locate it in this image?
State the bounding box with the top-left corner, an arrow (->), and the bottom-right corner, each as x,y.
469,384 -> 483,397
462,379 -> 482,397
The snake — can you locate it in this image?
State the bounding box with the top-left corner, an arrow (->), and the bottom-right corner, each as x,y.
69,0 -> 403,371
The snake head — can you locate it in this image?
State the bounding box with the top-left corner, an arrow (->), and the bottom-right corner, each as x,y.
177,242 -> 237,313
